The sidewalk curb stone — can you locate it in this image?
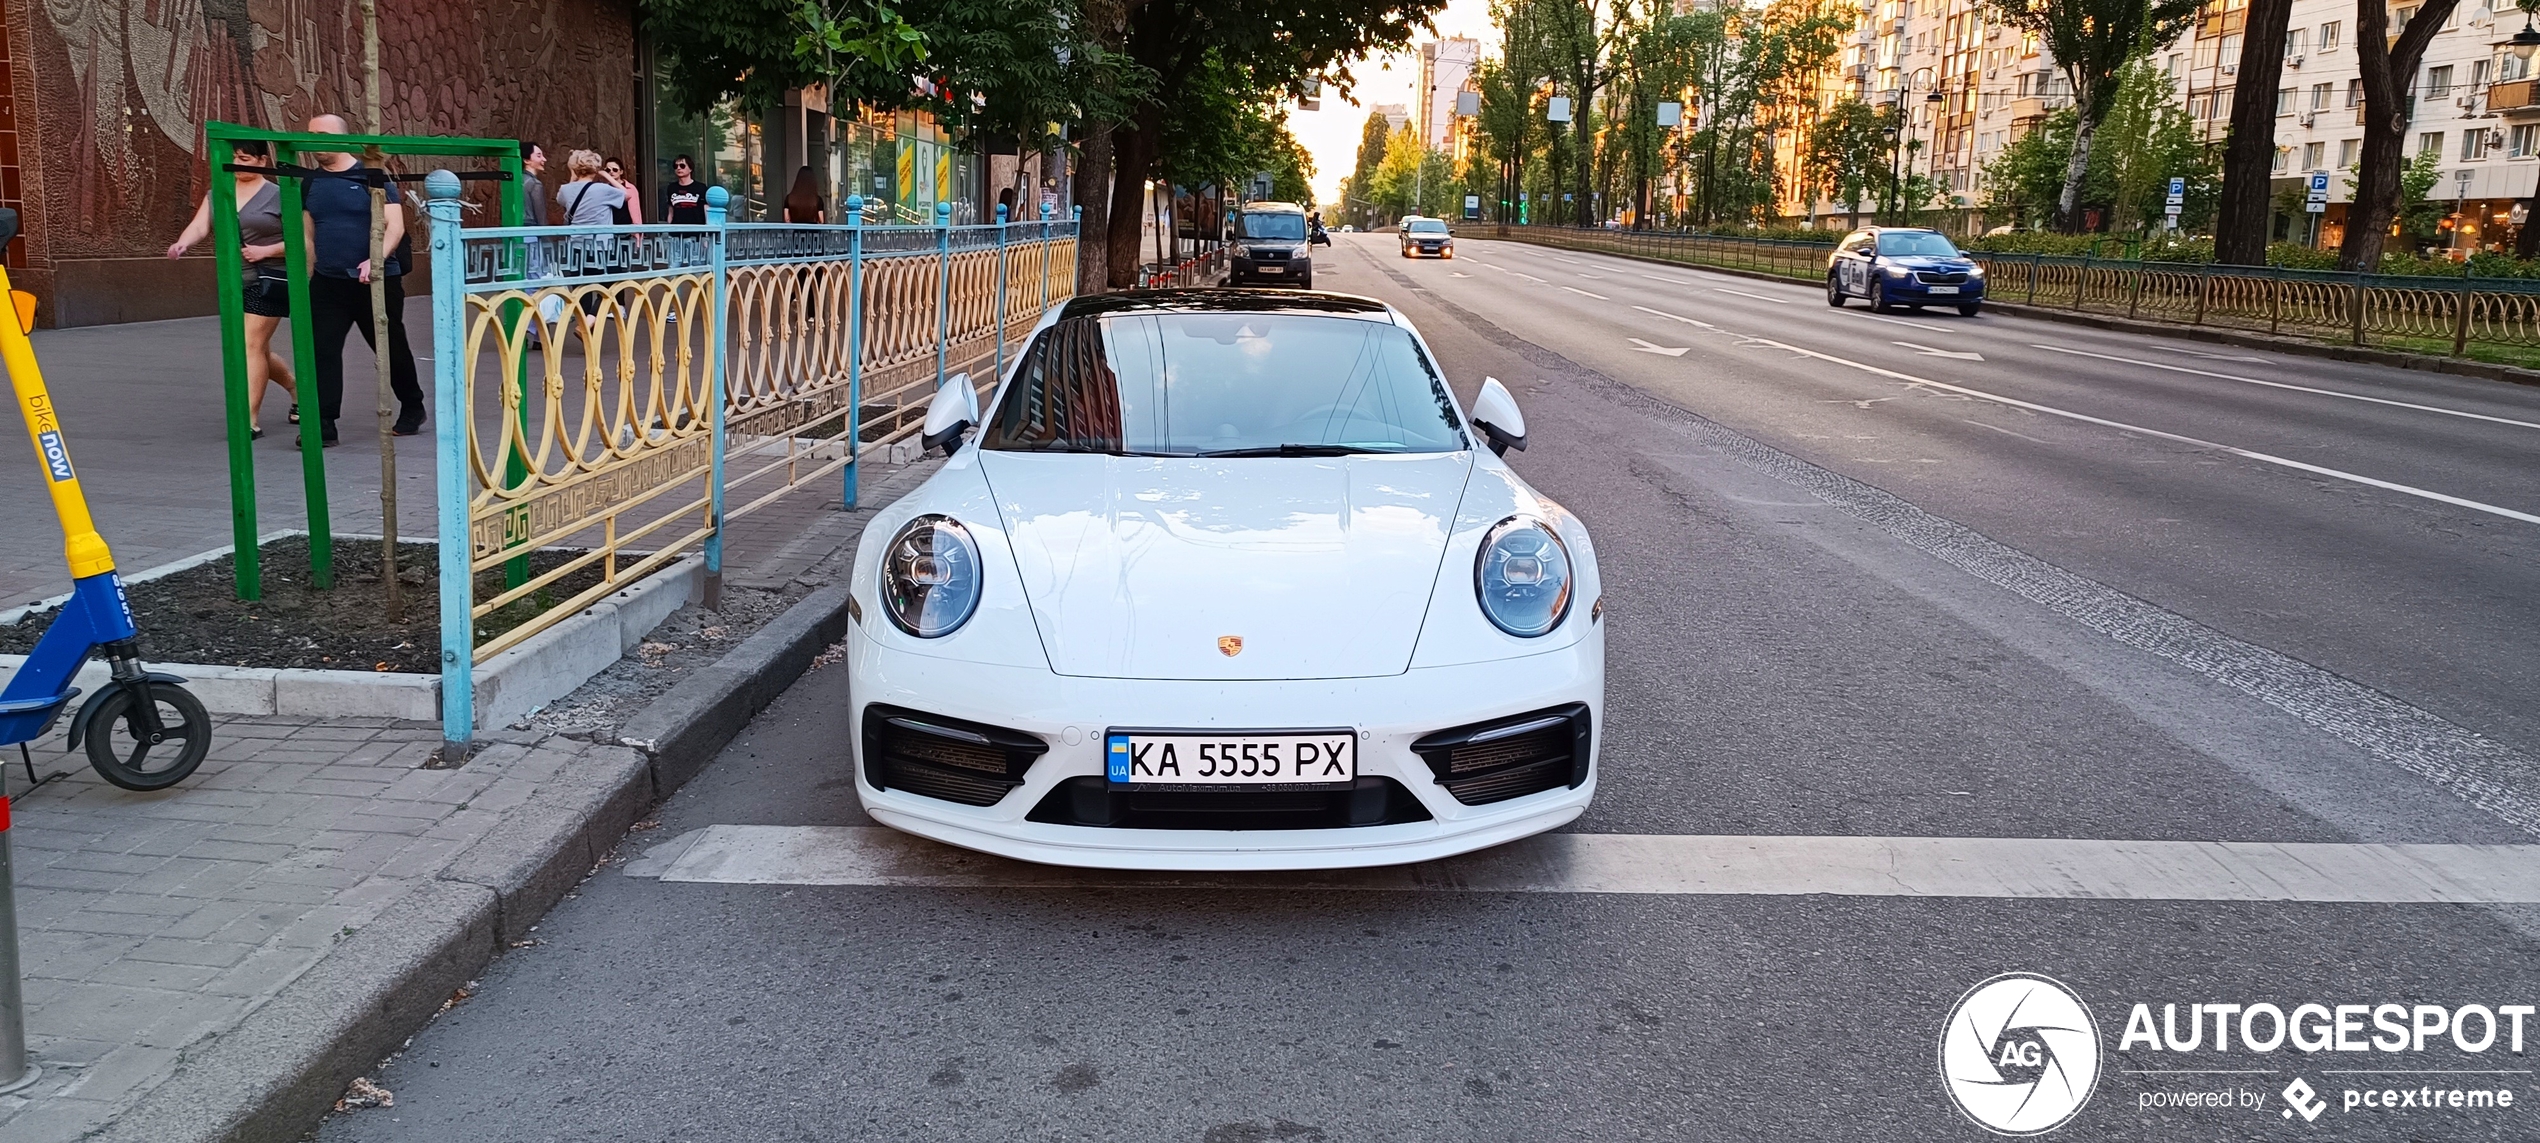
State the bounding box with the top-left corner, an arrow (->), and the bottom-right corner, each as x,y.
77,522 -> 879,1143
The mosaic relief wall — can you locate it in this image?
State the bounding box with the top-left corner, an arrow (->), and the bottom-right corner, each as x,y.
22,0 -> 638,262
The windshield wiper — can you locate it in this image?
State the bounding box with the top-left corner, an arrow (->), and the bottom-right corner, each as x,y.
1192,443 -> 1388,458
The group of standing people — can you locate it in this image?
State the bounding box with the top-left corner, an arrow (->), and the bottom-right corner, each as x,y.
171,130 -> 729,447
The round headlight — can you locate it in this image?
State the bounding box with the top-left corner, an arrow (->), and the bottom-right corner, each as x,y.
1474,516 -> 1573,637
881,515 -> 983,638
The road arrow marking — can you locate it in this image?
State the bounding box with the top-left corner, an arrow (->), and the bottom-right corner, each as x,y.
1893,341 -> 1984,360
1628,337 -> 1690,356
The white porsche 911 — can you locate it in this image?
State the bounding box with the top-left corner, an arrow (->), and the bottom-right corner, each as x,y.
844,290 -> 1604,870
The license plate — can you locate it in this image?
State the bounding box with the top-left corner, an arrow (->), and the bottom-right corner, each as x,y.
1256,264 -> 1284,273
1106,730 -> 1356,787
1928,285 -> 1959,295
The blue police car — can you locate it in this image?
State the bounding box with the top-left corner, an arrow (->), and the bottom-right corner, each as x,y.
1825,227 -> 1986,316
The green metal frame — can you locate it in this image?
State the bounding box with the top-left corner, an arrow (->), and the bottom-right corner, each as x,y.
202,121 -> 524,599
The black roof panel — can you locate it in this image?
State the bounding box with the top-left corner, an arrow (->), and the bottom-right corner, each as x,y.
1058,289 -> 1394,320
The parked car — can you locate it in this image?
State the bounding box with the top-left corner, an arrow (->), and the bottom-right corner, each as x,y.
848,290 -> 1606,870
1825,226 -> 1986,316
1400,217 -> 1455,259
1227,202 -> 1313,287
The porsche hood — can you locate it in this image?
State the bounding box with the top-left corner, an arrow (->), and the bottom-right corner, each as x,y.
978,452 -> 1471,680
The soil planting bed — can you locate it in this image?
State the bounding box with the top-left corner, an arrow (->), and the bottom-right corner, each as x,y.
0,536 -> 621,673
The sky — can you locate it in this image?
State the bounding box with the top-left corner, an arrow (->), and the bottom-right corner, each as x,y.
1289,0 -> 1497,207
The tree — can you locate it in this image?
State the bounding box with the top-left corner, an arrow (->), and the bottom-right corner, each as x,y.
1536,0 -> 1611,225
1981,109 -> 2077,230
2090,58 -> 2206,234
1976,0 -> 2201,232
2215,0 -> 2293,263
1808,99 -> 1890,226
1348,111 -> 1394,227
2341,0 -> 2460,269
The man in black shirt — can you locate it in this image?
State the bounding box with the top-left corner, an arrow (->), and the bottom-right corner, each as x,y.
300,114 -> 425,444
659,154 -> 715,225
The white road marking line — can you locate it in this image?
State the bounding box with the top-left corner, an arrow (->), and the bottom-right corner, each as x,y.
1450,271 -> 1472,278
1641,273 -> 1693,284
1562,286 -> 1610,299
637,825 -> 2540,901
1511,271 -> 1547,283
2035,344 -> 2540,431
2153,345 -> 2268,362
1628,337 -> 1690,356
1546,255 -> 1582,264
1963,418 -> 2049,445
1746,335 -> 2540,526
1893,341 -> 1983,361
1578,273 -> 1604,279
1714,287 -> 1791,304
1633,304 -> 1715,329
1855,313 -> 1933,328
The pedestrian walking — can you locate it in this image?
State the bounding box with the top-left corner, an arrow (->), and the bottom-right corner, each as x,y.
299,113 -> 425,447
167,139 -> 297,440
659,155 -> 714,225
783,166 -> 825,224
603,157 -> 642,223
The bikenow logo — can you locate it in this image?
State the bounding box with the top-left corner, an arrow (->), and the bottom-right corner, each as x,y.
1939,973 -> 2103,1136
37,429 -> 72,482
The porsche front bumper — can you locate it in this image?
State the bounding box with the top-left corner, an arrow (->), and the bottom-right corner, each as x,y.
847,629 -> 1603,871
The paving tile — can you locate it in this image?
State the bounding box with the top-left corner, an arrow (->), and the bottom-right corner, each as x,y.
76,892 -> 202,919
37,850 -> 171,877
43,910 -> 171,938
201,943 -> 328,1000
17,867 -> 137,894
84,958 -> 226,993
121,937 -> 259,969
176,839 -> 297,863
56,1044 -> 181,1113
177,900 -> 288,944
0,1095 -> 119,1143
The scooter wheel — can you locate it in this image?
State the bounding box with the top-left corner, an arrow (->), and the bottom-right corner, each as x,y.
84,682 -> 212,791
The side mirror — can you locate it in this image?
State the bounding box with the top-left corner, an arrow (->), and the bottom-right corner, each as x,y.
921,372 -> 979,457
1470,377 -> 1526,457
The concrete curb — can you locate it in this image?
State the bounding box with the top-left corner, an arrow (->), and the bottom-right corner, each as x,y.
1475,234 -> 2540,389
81,526 -> 882,1143
0,557 -> 704,727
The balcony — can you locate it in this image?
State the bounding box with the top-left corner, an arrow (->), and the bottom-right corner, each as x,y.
2490,78 -> 2540,113
2008,96 -> 2068,124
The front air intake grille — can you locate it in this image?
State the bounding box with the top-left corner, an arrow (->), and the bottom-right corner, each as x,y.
1411,704 -> 1592,806
863,705 -> 1048,807
1026,777 -> 1433,830
1250,246 -> 1292,261
1916,270 -> 1970,285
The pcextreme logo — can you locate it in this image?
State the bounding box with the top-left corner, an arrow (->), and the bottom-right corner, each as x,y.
1938,973 -> 2103,1136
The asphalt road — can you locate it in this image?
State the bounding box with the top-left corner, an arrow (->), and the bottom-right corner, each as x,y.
317,234 -> 2540,1142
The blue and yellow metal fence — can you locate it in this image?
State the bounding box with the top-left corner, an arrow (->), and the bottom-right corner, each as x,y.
424,174 -> 1077,752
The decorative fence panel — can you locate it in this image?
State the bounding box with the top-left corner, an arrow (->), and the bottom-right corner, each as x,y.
1496,225 -> 2540,356
425,174 -> 1077,747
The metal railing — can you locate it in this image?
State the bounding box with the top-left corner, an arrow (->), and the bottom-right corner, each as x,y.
1497,225 -> 2540,356
1137,242 -> 1230,289
425,174 -> 1076,749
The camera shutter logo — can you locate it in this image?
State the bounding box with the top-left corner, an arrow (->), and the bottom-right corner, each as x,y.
1938,972 -> 2103,1136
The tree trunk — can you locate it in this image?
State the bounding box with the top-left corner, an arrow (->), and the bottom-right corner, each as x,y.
2340,0 -> 2458,270
1105,114 -> 1158,290
1572,97 -> 1594,225
2056,113 -> 2098,234
2217,0 -> 2293,264
360,0 -> 400,623
1073,123 -> 1111,293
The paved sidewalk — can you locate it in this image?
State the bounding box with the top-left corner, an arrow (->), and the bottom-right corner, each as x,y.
0,720 -> 603,1141
0,454 -> 930,1143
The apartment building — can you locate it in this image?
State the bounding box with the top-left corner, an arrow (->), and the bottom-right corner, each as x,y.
1417,38 -> 1484,154
2259,0 -> 2533,252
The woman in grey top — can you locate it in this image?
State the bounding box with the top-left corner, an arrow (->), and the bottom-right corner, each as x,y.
169,140 -> 298,438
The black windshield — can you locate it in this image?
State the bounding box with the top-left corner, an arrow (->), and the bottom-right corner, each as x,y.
1239,212 -> 1307,241
983,313 -> 1467,456
1876,232 -> 1960,257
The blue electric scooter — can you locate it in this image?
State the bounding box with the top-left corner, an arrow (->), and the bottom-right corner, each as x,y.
0,208 -> 211,790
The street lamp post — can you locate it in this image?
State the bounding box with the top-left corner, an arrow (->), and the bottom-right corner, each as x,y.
1885,68 -> 1944,227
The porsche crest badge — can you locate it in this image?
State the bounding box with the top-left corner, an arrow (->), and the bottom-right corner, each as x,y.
1217,635 -> 1244,657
